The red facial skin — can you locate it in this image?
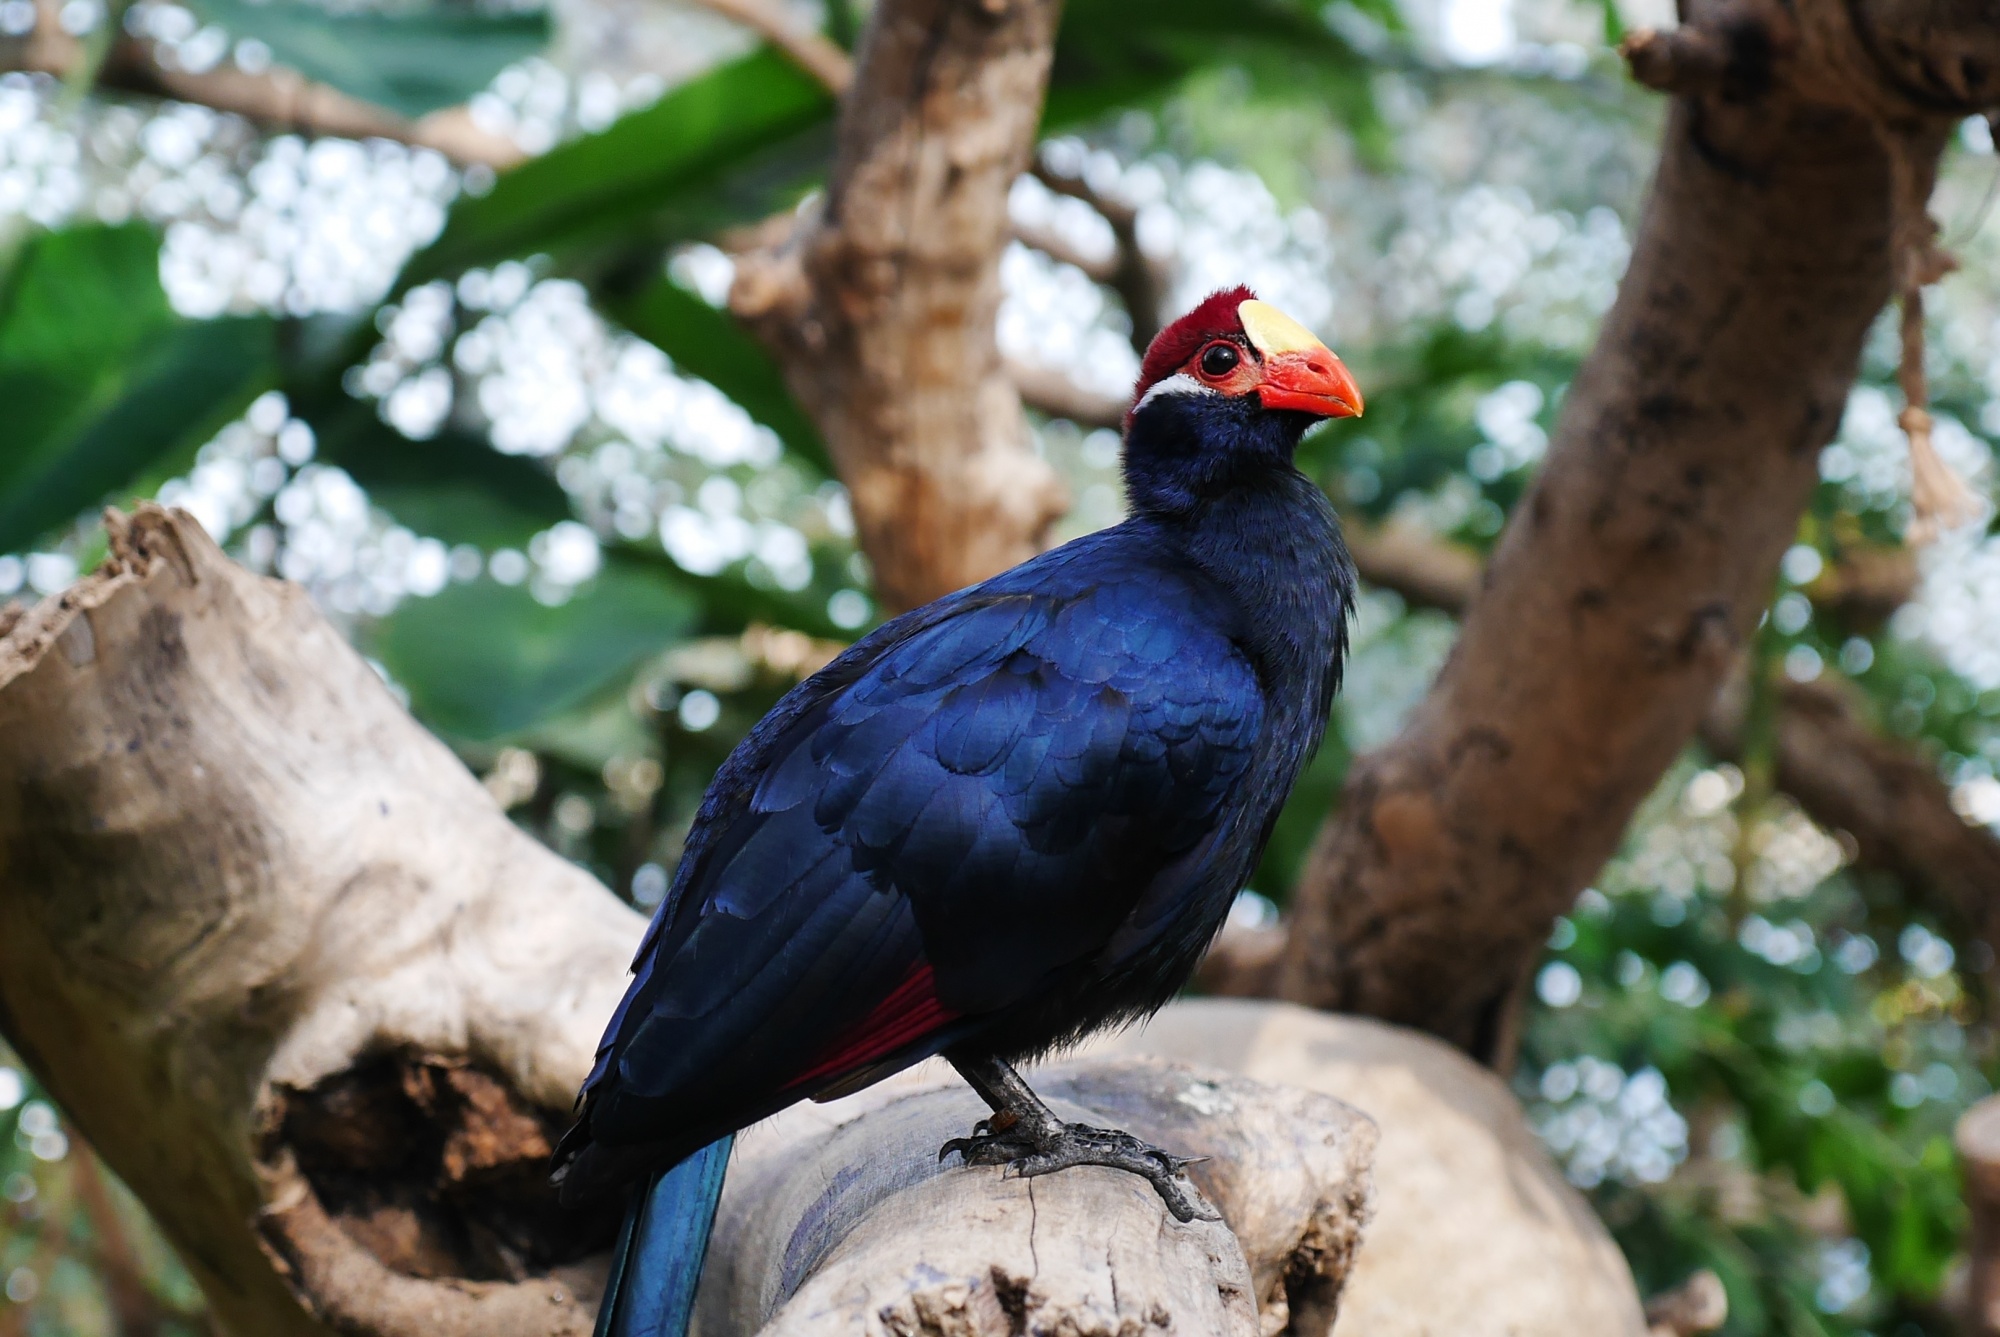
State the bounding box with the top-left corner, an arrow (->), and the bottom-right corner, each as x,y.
1131,286 -> 1363,427
1181,337 -> 1364,420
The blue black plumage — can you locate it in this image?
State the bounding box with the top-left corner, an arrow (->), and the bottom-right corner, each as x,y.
557,287 -> 1361,1333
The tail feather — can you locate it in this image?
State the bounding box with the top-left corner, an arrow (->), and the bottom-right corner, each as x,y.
595,1136 -> 734,1337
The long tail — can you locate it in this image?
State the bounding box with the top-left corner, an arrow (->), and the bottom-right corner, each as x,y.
594,1135 -> 734,1337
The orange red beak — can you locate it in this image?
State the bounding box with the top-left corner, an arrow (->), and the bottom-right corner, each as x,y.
1257,348 -> 1364,420
1238,299 -> 1364,420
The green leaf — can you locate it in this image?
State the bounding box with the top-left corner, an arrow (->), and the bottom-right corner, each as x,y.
606,277 -> 829,474
182,0 -> 550,119
401,49 -> 834,285
308,401 -> 571,548
0,222 -> 169,367
373,555 -> 699,739
1048,0 -> 1371,129
507,684 -> 660,773
0,224 -> 275,552
1590,0 -> 1626,44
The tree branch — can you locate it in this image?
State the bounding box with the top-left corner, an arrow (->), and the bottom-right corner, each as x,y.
1,7 -> 524,167
1203,517 -> 1993,1003
0,505 -> 1698,1337
1712,675 -> 2000,962
1088,1001 -> 1655,1335
729,0 -> 1070,612
686,0 -> 854,95
0,512 -> 1412,1337
1262,509 -> 2000,1039
1343,524 -> 1989,940
1006,354 -> 1127,428
1010,217 -> 1116,284
1343,517 -> 1484,615
1274,0 -> 1991,1059
1030,150 -> 1167,352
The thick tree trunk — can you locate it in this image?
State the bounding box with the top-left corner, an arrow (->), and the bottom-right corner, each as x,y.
731,0 -> 1070,612
1276,0 -> 1986,1062
1239,521 -> 2000,1010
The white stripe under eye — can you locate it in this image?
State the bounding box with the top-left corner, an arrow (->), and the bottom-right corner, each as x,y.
1134,372 -> 1215,411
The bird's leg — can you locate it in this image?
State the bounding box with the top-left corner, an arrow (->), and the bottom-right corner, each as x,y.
938,1054 -> 1219,1223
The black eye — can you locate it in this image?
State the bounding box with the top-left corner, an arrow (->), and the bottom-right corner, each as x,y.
1198,343 -> 1239,378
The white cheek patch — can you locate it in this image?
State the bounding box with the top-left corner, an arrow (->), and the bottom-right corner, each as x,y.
1134,372 -> 1217,412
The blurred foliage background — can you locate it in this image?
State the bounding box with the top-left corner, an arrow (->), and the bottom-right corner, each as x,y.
2,0 -> 1999,1331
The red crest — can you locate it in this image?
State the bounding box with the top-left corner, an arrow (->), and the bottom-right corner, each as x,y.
1132,285 -> 1257,405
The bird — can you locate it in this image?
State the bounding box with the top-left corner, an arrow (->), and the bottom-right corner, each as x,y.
556,286 -> 1362,1337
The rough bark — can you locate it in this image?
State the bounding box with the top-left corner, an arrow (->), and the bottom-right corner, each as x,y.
1276,0 -> 1988,1062
1307,520 -> 2000,1000
1086,1001 -> 1651,1336
730,0 -> 1069,612
1960,1095 -> 2000,1334
0,507 -> 641,1336
696,1056 -> 1375,1336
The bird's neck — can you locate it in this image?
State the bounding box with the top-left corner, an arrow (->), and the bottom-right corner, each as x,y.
1150,468 -> 1352,726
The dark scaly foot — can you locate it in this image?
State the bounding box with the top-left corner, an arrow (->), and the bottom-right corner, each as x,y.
939,1055 -> 1219,1223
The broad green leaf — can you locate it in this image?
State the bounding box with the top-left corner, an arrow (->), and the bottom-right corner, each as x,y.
507,684 -> 660,773
0,223 -> 168,366
308,401 -> 571,548
183,0 -> 550,119
401,49 -> 833,286
607,276 -> 829,474
1590,0 -> 1626,44
0,224 -> 274,552
0,224 -> 171,457
613,544 -> 848,642
373,554 -> 699,739
1047,0 -> 1372,129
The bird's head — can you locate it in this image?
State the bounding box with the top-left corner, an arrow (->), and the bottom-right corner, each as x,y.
1122,287 -> 1362,513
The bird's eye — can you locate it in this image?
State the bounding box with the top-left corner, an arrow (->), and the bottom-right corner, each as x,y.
1198,343 -> 1240,378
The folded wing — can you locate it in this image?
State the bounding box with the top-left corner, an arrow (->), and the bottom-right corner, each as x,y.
558,565 -> 1262,1198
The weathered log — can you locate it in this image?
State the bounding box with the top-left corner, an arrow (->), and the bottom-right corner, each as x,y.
0,507 -> 642,1335
1088,1000 -> 1651,1336
698,1057 -> 1374,1336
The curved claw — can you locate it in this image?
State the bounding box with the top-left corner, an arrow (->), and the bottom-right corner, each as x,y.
938,1117 -> 1222,1223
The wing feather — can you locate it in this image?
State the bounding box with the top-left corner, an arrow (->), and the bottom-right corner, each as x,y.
564,552 -> 1265,1192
